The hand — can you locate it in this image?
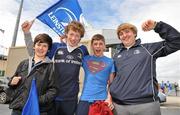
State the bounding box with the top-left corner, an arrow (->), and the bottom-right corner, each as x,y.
105,98 -> 114,110
142,19 -> 157,31
10,76 -> 21,86
21,20 -> 34,33
59,35 -> 66,43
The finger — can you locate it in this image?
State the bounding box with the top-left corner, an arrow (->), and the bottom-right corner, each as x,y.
21,21 -> 28,27
17,76 -> 22,80
109,104 -> 114,110
11,79 -> 19,85
143,24 -> 150,31
22,24 -> 28,29
142,24 -> 147,31
142,22 -> 148,31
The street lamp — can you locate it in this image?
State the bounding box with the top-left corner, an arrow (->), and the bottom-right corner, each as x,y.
11,0 -> 24,47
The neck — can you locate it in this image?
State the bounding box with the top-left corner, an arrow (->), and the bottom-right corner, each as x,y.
34,55 -> 45,63
93,54 -> 104,57
125,42 -> 135,48
67,43 -> 78,52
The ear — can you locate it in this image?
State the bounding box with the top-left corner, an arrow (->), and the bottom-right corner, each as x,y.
134,33 -> 137,38
78,38 -> 81,42
103,47 -> 106,52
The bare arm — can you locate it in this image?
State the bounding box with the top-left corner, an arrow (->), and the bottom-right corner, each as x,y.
105,73 -> 115,110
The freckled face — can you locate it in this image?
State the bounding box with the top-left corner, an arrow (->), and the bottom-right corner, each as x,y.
66,30 -> 81,47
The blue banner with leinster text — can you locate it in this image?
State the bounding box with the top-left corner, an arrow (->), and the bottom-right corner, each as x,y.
36,0 -> 82,36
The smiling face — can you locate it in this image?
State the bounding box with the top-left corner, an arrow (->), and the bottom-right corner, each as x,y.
34,42 -> 49,59
117,23 -> 137,48
33,33 -> 52,59
118,28 -> 136,48
66,29 -> 81,47
91,34 -> 106,57
65,21 -> 85,47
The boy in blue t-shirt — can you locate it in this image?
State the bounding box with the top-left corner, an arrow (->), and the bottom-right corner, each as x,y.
76,34 -> 115,115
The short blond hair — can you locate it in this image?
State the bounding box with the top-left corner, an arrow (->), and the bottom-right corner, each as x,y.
117,23 -> 137,39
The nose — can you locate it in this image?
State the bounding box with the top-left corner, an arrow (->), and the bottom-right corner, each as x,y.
122,33 -> 127,38
39,45 -> 44,50
97,44 -> 101,47
120,33 -> 127,40
71,35 -> 77,40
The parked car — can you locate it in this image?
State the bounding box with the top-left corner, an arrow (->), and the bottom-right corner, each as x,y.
158,91 -> 166,103
0,76 -> 10,104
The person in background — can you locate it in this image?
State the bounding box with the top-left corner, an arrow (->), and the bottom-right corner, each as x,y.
110,19 -> 180,115
8,33 -> 56,115
174,82 -> 179,96
76,34 -> 115,115
21,20 -> 89,115
166,81 -> 172,95
160,81 -> 165,93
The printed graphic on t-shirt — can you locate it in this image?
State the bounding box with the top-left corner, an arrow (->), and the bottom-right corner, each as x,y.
87,60 -> 106,74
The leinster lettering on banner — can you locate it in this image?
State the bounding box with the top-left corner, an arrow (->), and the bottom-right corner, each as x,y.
36,0 -> 83,36
55,59 -> 82,65
48,7 -> 79,35
48,12 -> 65,35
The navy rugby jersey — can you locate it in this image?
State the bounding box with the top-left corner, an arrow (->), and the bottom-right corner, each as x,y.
53,44 -> 89,101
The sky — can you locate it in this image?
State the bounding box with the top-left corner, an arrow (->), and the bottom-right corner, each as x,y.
0,0 -> 180,83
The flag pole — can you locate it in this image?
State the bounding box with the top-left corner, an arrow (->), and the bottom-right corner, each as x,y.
11,0 -> 24,47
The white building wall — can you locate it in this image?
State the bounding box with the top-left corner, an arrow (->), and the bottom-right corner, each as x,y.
83,28 -> 120,45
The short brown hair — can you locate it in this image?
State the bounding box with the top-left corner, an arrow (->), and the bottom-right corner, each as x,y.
64,21 -> 85,38
34,33 -> 52,50
91,34 -> 105,45
117,23 -> 137,39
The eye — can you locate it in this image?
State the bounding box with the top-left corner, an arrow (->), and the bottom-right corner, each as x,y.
124,29 -> 130,33
36,43 -> 41,46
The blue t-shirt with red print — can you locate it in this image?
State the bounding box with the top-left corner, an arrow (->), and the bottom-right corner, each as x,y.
80,55 -> 115,102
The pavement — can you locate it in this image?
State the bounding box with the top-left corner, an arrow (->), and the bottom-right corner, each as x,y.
161,96 -> 180,107
160,96 -> 180,115
160,90 -> 180,107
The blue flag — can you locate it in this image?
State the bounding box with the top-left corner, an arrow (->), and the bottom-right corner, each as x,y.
36,0 -> 83,36
22,79 -> 40,115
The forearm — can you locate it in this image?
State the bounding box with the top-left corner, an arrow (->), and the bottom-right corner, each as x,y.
155,21 -> 180,43
24,32 -> 34,57
154,21 -> 180,53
